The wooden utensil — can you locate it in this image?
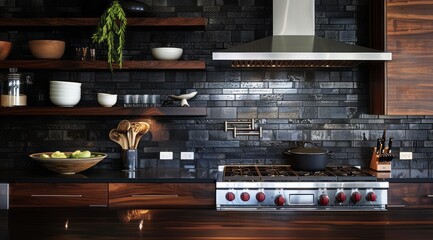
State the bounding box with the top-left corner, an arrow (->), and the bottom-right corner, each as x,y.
133,122 -> 150,149
117,120 -> 132,149
109,129 -> 128,150
128,122 -> 144,149
117,120 -> 131,133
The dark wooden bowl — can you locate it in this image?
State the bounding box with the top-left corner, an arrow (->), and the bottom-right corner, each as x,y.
29,152 -> 107,174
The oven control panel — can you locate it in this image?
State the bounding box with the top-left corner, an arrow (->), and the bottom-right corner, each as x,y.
216,185 -> 388,211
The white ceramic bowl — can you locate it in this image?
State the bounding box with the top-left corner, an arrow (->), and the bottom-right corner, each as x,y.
50,89 -> 81,94
50,81 -> 81,87
50,95 -> 81,107
98,93 -> 116,97
50,91 -> 81,96
97,93 -> 117,107
50,94 -> 81,100
49,86 -> 81,91
50,87 -> 81,92
50,96 -> 80,101
151,47 -> 183,60
50,89 -> 81,96
29,40 -> 66,59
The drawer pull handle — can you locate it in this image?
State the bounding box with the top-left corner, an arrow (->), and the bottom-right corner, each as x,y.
387,204 -> 406,208
131,194 -> 179,198
428,195 -> 433,198
31,194 -> 83,198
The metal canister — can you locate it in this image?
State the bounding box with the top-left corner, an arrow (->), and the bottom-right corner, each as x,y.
0,68 -> 32,107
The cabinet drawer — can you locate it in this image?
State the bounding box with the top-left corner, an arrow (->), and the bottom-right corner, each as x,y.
10,183 -> 108,207
388,183 -> 433,208
109,183 -> 215,208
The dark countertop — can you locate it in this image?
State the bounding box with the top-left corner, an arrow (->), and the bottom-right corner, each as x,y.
0,168 -> 218,183
0,168 -> 432,183
2,208 -> 433,240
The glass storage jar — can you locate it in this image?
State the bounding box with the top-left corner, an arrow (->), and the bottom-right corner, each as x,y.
0,68 -> 32,107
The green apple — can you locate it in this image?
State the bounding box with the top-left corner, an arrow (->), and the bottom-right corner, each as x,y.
70,150 -> 81,158
51,151 -> 67,158
76,150 -> 91,158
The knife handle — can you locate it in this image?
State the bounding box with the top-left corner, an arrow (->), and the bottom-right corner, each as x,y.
376,138 -> 381,154
388,137 -> 393,153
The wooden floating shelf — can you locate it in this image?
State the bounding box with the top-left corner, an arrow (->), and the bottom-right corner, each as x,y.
0,60 -> 206,70
0,107 -> 207,116
0,17 -> 207,27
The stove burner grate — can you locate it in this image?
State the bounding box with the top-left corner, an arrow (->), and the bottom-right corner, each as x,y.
222,165 -> 376,182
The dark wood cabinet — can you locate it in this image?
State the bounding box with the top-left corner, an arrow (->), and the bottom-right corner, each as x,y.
371,0 -> 433,115
388,182 -> 433,208
10,183 -> 108,207
109,183 -> 215,208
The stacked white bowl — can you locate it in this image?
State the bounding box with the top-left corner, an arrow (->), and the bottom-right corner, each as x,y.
49,81 -> 81,107
97,93 -> 117,107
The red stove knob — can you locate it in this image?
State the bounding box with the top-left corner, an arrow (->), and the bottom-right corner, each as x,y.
366,192 -> 377,202
351,192 -> 362,203
225,192 -> 235,201
335,191 -> 347,203
318,194 -> 330,206
240,192 -> 250,202
256,192 -> 266,202
274,195 -> 285,206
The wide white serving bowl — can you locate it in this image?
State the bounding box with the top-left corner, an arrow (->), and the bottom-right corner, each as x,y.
151,47 -> 183,60
50,95 -> 81,107
29,40 -> 65,59
97,93 -> 117,107
50,81 -> 81,87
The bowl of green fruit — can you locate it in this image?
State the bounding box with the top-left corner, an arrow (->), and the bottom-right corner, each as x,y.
29,150 -> 107,174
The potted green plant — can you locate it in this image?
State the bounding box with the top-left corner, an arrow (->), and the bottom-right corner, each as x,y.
92,0 -> 127,72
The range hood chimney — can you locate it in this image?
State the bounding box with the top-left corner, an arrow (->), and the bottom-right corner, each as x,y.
212,0 -> 392,68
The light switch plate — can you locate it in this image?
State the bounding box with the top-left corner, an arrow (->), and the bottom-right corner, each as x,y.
180,152 -> 194,160
160,151 -> 173,160
399,152 -> 413,160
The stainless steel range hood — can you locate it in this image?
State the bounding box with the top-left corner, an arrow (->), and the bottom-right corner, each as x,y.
212,0 -> 392,67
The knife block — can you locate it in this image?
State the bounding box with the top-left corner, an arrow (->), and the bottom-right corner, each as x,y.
370,147 -> 393,172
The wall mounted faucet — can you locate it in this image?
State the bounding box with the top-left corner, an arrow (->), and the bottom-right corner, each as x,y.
224,119 -> 262,138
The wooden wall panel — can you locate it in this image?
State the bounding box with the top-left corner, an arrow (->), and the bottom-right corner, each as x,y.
386,0 -> 433,115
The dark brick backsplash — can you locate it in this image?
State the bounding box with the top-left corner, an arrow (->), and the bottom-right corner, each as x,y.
0,0 -> 431,175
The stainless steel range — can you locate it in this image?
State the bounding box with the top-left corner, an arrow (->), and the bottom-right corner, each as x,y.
216,165 -> 388,211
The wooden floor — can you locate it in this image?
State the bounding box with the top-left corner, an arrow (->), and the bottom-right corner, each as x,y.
4,208 -> 433,239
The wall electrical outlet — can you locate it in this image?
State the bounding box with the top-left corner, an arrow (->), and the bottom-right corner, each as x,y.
160,152 -> 173,160
399,152 -> 413,160
180,152 -> 194,160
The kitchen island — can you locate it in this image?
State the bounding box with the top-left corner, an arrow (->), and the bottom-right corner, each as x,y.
2,208 -> 433,239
